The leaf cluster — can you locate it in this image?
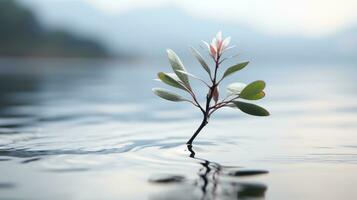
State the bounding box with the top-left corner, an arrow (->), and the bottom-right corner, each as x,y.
153,47 -> 269,117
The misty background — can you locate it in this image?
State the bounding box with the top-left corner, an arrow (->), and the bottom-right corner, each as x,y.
1,0 -> 356,63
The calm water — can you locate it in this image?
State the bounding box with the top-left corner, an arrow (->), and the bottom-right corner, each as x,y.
0,58 -> 356,200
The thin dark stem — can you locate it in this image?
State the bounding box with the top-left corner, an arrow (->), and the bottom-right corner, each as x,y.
187,55 -> 221,145
186,115 -> 208,145
209,95 -> 240,116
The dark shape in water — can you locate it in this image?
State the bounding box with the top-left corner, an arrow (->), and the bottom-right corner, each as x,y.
149,174 -> 186,184
227,170 -> 269,177
235,183 -> 267,198
149,145 -> 268,200
21,157 -> 41,164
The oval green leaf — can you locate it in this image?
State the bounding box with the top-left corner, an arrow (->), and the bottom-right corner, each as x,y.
152,88 -> 186,102
233,101 -> 270,116
244,91 -> 265,100
157,72 -> 187,91
240,80 -> 265,100
167,49 -> 190,88
190,47 -> 211,76
222,61 -> 249,79
176,70 -> 209,86
175,70 -> 200,80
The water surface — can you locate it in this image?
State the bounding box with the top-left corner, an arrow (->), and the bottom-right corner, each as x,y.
0,58 -> 356,199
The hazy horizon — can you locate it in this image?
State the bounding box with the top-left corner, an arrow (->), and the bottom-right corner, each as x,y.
17,0 -> 357,62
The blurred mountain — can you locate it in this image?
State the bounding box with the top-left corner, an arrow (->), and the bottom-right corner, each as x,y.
0,0 -> 110,58
19,0 -> 357,62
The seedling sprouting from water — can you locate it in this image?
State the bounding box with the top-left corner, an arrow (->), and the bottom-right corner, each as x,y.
153,31 -> 270,145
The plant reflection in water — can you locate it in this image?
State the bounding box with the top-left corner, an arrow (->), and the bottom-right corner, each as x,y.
149,145 -> 268,200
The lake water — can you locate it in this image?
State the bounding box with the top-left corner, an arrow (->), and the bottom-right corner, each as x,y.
0,58 -> 356,200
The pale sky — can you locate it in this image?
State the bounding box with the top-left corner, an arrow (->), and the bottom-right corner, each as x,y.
85,0 -> 357,37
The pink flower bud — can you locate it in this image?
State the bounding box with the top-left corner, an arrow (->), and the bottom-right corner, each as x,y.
203,31 -> 233,60
209,44 -> 217,59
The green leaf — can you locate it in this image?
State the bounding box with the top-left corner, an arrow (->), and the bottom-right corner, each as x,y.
227,82 -> 247,95
175,70 -> 200,80
176,70 -> 209,86
190,47 -> 211,76
233,101 -> 270,116
167,49 -> 190,88
152,88 -> 187,102
222,61 -> 249,79
244,91 -> 265,100
240,80 -> 265,100
157,72 -> 187,91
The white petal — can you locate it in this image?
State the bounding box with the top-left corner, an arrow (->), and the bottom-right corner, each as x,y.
211,38 -> 217,47
222,45 -> 236,53
221,37 -> 231,50
216,31 -> 222,41
209,44 -> 217,57
202,40 -> 210,49
210,39 -> 217,51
